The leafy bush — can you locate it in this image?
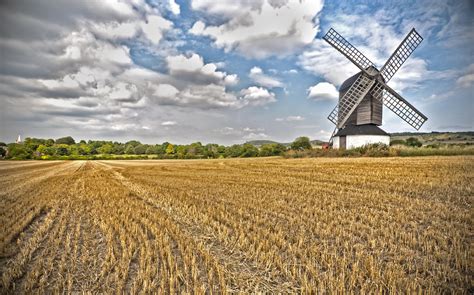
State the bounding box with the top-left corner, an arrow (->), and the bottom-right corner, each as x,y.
354,143 -> 390,157
6,143 -> 31,159
406,137 -> 422,147
241,144 -> 259,157
283,144 -> 474,158
390,139 -> 406,146
425,143 -> 441,148
259,143 -> 287,157
396,146 -> 474,157
0,146 -> 7,158
3,135 -> 473,161
224,145 -> 243,158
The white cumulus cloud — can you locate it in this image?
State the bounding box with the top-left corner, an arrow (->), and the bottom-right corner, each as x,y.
243,132 -> 269,140
189,0 -> 324,59
276,115 -> 305,122
168,0 -> 181,15
166,53 -> 239,86
140,15 -> 173,45
307,82 -> 339,100
240,86 -> 277,106
298,12 -> 445,92
153,84 -> 180,98
162,121 -> 177,126
249,66 -> 284,88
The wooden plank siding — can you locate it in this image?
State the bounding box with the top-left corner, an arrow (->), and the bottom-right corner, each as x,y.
339,92 -> 382,126
356,95 -> 382,125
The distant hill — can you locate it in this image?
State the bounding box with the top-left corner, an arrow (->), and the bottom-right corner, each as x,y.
310,139 -> 327,146
390,131 -> 474,145
244,140 -> 282,147
245,131 -> 474,148
245,139 -> 328,148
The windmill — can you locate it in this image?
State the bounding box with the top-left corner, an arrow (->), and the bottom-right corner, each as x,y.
323,28 -> 427,149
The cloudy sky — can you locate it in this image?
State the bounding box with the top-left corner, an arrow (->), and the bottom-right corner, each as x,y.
0,0 -> 472,144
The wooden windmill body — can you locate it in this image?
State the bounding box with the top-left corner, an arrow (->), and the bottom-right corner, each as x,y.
323,28 -> 428,149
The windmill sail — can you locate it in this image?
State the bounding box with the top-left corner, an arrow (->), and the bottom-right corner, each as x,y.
371,82 -> 427,130
327,105 -> 339,125
324,27 -> 427,146
323,28 -> 375,74
380,28 -> 423,82
333,74 -> 376,128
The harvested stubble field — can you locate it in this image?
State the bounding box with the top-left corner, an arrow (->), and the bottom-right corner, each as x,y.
0,157 -> 472,293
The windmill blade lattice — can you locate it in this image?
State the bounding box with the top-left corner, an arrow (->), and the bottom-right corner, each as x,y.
334,74 -> 376,128
323,27 -> 427,145
380,28 -> 423,82
323,28 -> 375,74
327,105 -> 339,125
372,82 -> 427,130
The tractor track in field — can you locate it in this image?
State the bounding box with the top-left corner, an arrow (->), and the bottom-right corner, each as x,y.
96,161 -> 300,292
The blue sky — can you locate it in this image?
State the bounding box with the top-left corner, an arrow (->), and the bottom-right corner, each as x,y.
0,0 -> 472,144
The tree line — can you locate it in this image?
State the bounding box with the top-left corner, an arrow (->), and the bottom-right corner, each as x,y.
0,136 -> 313,160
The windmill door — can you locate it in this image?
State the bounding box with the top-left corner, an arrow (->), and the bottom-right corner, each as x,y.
340,136 -> 346,149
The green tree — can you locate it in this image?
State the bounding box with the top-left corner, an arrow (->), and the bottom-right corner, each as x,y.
259,143 -> 286,156
68,145 -> 81,156
124,145 -> 135,154
176,145 -> 188,158
24,137 -> 45,151
79,143 -> 92,155
217,145 -> 226,157
0,146 -> 6,158
134,144 -> 148,155
155,144 -> 164,155
37,144 -> 47,155
55,136 -> 75,145
274,143 -> 287,155
188,142 -> 203,157
241,143 -> 259,157
161,142 -> 170,154
145,145 -> 159,155
291,136 -> 312,150
125,140 -> 141,147
112,143 -> 125,155
6,143 -> 31,159
43,146 -> 56,156
224,145 -> 243,158
165,143 -> 175,155
45,139 -> 55,146
98,143 -> 114,154
55,144 -> 70,156
204,144 -> 219,158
